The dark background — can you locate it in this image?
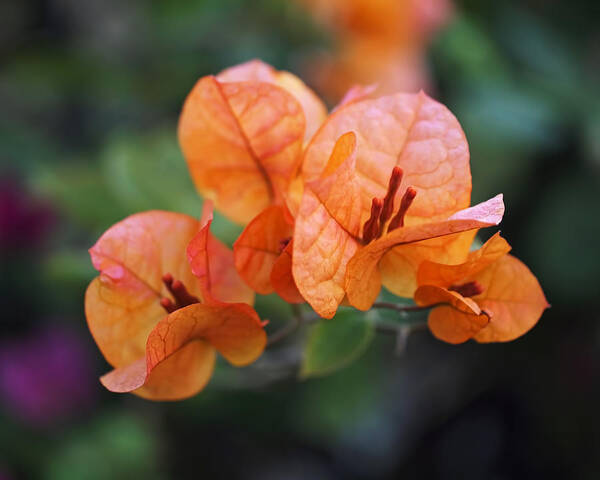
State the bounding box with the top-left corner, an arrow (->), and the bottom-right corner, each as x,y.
1,0 -> 599,478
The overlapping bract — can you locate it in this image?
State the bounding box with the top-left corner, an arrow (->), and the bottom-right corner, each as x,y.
85,209 -> 265,400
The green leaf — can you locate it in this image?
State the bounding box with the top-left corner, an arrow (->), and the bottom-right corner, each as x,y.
101,128 -> 201,216
300,309 -> 375,379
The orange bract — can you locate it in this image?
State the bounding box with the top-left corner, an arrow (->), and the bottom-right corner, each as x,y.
303,92 -> 471,225
85,209 -> 265,400
292,132 -> 362,318
233,205 -> 294,294
415,233 -> 549,343
179,60 -> 327,225
217,59 -> 327,141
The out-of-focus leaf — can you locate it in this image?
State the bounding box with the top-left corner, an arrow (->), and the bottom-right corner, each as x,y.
32,162 -> 129,234
523,172 -> 600,304
44,413 -> 165,480
101,129 -> 200,216
43,250 -> 96,286
301,309 -> 374,378
432,14 -> 510,84
292,337 -> 385,441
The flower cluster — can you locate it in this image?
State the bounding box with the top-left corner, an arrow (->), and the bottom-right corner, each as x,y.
85,60 -> 548,400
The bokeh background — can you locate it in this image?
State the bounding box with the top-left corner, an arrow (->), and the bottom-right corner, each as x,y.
1,0 -> 600,478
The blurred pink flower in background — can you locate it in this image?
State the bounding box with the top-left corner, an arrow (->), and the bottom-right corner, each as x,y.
0,176 -> 55,250
0,326 -> 96,427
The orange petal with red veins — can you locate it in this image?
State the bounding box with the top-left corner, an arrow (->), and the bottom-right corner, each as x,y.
308,132 -> 363,236
101,301 -> 266,400
471,254 -> 549,343
345,195 -> 504,310
380,230 -> 477,298
187,203 -> 254,305
147,303 -> 265,369
178,76 -> 305,224
417,232 -> 512,288
271,240 -> 304,303
293,187 -> 360,318
101,341 -> 216,401
303,91 -> 472,227
217,59 -> 327,141
233,205 -> 294,295
414,285 -> 490,344
292,133 -> 363,318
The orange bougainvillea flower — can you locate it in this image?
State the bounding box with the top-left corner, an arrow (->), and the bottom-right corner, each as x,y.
84,205 -> 266,400
299,0 -> 453,99
178,60 -> 327,225
414,232 -> 549,344
293,126 -> 504,318
293,91 -> 488,318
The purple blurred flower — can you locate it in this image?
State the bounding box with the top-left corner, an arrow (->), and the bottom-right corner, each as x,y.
0,326 -> 96,427
0,176 -> 55,250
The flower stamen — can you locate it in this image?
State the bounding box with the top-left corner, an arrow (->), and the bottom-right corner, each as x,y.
160,273 -> 200,313
378,166 -> 404,236
387,186 -> 417,232
362,198 -> 383,243
449,281 -> 484,298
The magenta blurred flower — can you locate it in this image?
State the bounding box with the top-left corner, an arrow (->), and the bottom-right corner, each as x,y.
0,326 -> 96,427
0,176 -> 55,250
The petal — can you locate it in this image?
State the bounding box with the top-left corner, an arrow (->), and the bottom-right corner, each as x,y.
427,307 -> 490,345
414,285 -> 482,313
414,285 -> 489,344
217,59 -> 327,141
472,254 -> 549,343
417,232 -> 511,288
187,205 -> 254,305
308,131 -> 363,236
303,91 -> 472,226
333,84 -> 379,112
292,134 -> 363,318
380,230 -> 477,298
233,205 -> 294,295
271,240 -> 304,303
345,195 -> 504,310
89,211 -> 203,298
147,303 -> 266,369
178,76 -> 305,224
101,301 -> 266,400
85,275 -> 164,368
101,341 -> 216,401
293,187 -> 360,318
